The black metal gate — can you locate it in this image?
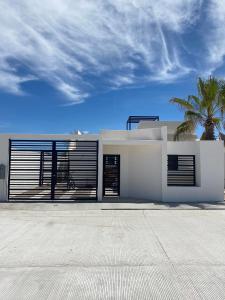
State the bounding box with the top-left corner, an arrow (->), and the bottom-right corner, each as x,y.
103,155 -> 120,197
8,139 -> 98,201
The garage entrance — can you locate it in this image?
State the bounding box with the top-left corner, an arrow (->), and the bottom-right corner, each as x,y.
8,139 -> 98,201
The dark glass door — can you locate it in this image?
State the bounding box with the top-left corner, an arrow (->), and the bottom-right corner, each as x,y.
103,155 -> 120,196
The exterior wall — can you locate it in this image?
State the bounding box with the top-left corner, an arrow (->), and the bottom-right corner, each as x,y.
101,128 -> 162,141
103,144 -> 163,201
0,137 -> 10,201
163,141 -> 224,202
0,133 -> 223,203
138,121 -> 197,141
167,133 -> 196,141
138,121 -> 182,132
224,150 -> 225,188
128,145 -> 162,201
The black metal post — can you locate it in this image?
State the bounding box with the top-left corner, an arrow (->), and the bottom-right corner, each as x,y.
51,142 -> 57,200
39,151 -> 44,186
96,141 -> 99,201
193,155 -> 196,186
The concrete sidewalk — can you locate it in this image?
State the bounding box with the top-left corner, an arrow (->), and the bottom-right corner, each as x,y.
1,204 -> 225,299
0,200 -> 225,211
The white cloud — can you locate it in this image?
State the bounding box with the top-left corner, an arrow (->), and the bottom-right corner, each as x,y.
57,82 -> 89,104
205,0 -> 225,70
0,0 -> 203,103
0,70 -> 35,95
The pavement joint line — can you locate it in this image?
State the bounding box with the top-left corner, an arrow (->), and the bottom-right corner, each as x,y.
2,209 -> 225,213
2,208 -> 225,211
101,208 -> 225,211
143,211 -> 204,299
0,262 -> 225,270
144,212 -> 171,262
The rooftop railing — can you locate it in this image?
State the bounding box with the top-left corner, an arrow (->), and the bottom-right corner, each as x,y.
126,116 -> 159,130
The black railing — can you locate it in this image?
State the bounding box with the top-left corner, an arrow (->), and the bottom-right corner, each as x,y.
126,116 -> 159,130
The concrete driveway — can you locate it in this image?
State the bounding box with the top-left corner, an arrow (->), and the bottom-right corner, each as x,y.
1,203 -> 225,299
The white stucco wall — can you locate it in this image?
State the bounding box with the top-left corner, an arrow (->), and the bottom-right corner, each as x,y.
224,150 -> 225,188
138,121 -> 197,141
103,144 -> 162,201
128,145 -> 162,201
101,128 -> 162,141
163,141 -> 224,202
0,137 -> 10,201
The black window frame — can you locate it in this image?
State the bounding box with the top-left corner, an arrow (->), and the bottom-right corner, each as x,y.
167,155 -> 196,187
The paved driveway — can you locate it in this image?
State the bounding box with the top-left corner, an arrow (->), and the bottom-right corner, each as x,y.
0,204 -> 225,299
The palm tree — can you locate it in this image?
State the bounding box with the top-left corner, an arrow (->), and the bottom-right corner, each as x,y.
170,76 -> 225,140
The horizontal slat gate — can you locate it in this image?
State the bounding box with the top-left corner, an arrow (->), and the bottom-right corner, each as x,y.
167,155 -> 195,186
9,140 -> 53,200
54,141 -> 98,200
8,140 -> 98,201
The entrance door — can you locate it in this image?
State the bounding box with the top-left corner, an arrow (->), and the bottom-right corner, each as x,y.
103,155 -> 120,197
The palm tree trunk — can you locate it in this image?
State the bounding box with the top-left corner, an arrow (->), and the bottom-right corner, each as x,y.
202,118 -> 215,140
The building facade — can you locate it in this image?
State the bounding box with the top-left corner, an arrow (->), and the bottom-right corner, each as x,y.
0,120 -> 223,202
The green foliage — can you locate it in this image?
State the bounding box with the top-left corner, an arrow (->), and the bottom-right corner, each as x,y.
170,76 -> 225,140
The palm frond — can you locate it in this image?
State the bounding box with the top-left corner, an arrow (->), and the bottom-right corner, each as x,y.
219,132 -> 225,146
212,117 -> 222,132
174,120 -> 195,141
188,95 -> 201,108
171,76 -> 225,140
207,77 -> 219,101
219,81 -> 225,98
185,111 -> 203,125
170,98 -> 194,111
217,86 -> 225,115
198,77 -> 206,99
200,131 -> 207,140
200,77 -> 220,113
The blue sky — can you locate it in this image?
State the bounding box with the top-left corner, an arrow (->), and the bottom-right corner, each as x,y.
0,0 -> 225,135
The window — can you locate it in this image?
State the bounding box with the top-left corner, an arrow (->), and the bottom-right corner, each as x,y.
167,155 -> 196,186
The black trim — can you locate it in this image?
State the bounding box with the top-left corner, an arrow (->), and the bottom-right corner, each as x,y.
51,141 -> 57,200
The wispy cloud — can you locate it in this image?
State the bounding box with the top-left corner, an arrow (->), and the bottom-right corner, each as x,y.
205,0 -> 225,71
0,0 -> 204,103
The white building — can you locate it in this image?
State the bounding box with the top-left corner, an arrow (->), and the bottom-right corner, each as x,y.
0,116 -> 223,203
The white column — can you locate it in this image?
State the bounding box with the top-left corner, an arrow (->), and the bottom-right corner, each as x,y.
0,136 -> 10,201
